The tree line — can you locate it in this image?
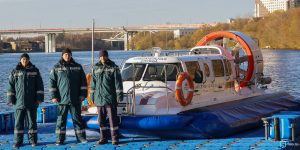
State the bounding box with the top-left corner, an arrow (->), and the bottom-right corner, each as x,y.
131,7 -> 300,50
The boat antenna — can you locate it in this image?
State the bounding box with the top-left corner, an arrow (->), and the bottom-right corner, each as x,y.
91,19 -> 95,73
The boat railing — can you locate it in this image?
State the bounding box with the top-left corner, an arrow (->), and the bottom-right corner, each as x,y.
142,50 -> 189,57
119,92 -> 134,115
121,90 -> 136,115
139,86 -> 173,91
152,47 -> 162,50
189,47 -> 223,55
126,85 -> 173,92
117,93 -> 131,115
166,50 -> 190,56
120,85 -> 173,115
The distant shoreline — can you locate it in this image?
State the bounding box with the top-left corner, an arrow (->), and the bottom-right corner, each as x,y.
0,48 -> 94,53
1,48 -> 300,54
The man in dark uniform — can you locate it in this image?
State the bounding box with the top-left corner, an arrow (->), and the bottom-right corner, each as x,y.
49,48 -> 88,145
7,53 -> 44,148
90,50 -> 123,145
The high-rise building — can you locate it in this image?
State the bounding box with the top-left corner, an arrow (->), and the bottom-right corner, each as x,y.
255,0 -> 300,17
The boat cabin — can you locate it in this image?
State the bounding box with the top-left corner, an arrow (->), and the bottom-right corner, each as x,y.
120,46 -> 241,115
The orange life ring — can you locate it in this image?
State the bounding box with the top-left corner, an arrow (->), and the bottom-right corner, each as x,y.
175,72 -> 194,106
86,73 -> 95,106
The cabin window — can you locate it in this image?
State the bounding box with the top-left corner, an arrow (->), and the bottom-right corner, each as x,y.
204,63 -> 210,77
143,63 -> 182,81
224,59 -> 232,76
212,60 -> 225,77
185,62 -> 203,83
122,63 -> 146,81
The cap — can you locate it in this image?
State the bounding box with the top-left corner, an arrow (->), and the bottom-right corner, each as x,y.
20,53 -> 30,60
99,50 -> 108,57
62,48 -> 72,56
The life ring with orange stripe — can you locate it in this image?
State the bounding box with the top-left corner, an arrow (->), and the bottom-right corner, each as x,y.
86,73 -> 95,107
175,72 -> 194,106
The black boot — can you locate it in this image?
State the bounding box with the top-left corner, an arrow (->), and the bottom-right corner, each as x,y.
95,139 -> 108,145
13,143 -> 22,148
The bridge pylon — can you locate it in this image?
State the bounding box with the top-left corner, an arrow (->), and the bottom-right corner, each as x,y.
45,33 -> 56,53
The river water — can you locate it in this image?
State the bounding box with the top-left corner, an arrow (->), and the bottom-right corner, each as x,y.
0,50 -> 299,112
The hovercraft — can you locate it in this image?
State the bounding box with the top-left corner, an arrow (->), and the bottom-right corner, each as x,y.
67,31 -> 300,138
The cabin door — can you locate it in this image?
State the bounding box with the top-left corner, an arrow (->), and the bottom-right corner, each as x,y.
211,59 -> 226,92
184,61 -> 203,96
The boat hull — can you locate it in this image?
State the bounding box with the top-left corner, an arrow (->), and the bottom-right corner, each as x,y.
66,91 -> 300,138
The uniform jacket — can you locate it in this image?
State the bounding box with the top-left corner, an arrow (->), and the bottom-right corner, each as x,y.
49,58 -> 87,105
90,59 -> 123,106
7,62 -> 44,109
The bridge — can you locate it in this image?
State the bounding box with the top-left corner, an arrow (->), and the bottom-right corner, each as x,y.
0,25 -> 200,52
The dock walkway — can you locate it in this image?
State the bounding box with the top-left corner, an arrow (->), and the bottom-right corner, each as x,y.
0,123 -> 299,150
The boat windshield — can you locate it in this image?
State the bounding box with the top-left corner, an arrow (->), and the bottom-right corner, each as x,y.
122,63 -> 182,81
143,63 -> 182,81
122,63 -> 146,81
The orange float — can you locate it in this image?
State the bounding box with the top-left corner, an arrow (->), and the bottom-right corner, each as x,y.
175,72 -> 194,106
196,31 -> 254,87
86,73 -> 95,106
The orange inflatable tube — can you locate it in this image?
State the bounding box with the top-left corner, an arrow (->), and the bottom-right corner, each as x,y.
86,73 -> 95,107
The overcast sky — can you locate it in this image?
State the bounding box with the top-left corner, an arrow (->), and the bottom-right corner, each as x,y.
0,0 -> 254,29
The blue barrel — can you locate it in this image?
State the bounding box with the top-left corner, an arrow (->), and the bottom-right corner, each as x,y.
37,104 -> 58,123
268,111 -> 300,140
